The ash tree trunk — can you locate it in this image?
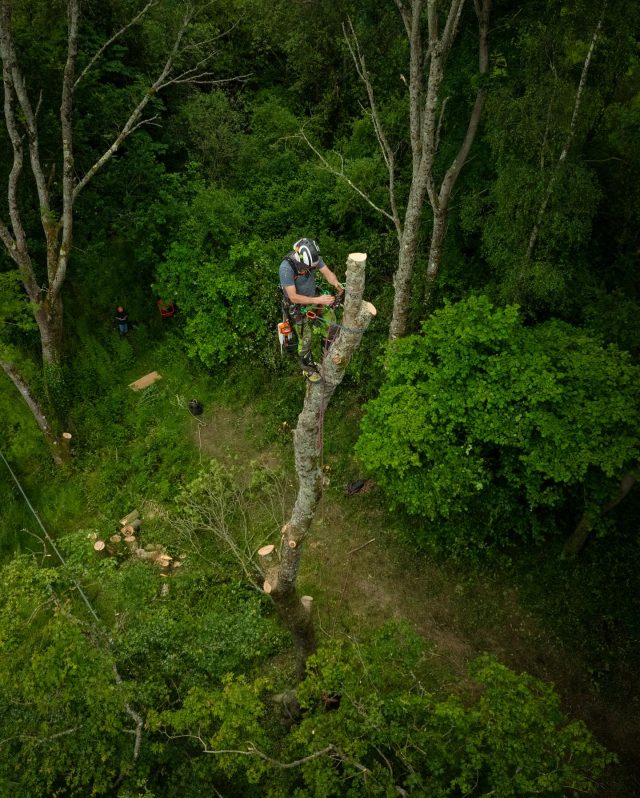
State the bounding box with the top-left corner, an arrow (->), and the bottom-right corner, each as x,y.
0,0 -> 230,453
261,253 -> 376,680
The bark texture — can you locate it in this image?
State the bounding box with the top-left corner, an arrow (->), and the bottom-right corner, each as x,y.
267,253 -> 376,679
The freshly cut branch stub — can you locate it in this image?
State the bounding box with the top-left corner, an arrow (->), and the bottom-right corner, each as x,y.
363,301 -> 377,316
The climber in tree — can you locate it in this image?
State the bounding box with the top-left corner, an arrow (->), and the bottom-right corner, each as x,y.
279,238 -> 343,382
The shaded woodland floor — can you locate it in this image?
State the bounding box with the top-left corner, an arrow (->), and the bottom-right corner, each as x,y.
195,401 -> 640,798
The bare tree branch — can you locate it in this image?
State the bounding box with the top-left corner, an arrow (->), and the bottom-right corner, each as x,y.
394,0 -> 413,39
0,217 -> 16,255
54,0 -> 81,300
527,1 -> 606,260
72,4 -> 194,201
159,70 -> 248,88
111,662 -> 144,762
423,0 -> 491,311
437,0 -> 490,209
74,0 -> 158,90
440,0 -> 466,56
297,130 -> 396,224
0,1 -> 51,227
408,0 -> 426,171
343,18 -> 401,237
0,26 -> 40,298
166,731 -> 337,767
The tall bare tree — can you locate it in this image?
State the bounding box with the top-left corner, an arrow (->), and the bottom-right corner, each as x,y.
303,0 -> 490,340
0,0 -> 228,439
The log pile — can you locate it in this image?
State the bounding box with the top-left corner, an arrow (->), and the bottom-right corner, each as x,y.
89,509 -> 185,576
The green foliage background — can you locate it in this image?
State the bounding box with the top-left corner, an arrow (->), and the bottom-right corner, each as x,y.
1,0 -> 640,794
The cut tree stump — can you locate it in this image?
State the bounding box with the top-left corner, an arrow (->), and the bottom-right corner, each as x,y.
128,371 -> 162,391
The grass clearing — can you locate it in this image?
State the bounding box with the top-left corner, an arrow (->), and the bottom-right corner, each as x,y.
194,393 -> 639,798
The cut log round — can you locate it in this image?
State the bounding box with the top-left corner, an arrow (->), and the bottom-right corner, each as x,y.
119,510 -> 140,527
110,534 -> 122,544
94,540 -> 106,552
263,580 -> 273,594
258,544 -> 275,557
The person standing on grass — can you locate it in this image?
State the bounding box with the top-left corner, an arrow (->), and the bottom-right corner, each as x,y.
115,306 -> 129,336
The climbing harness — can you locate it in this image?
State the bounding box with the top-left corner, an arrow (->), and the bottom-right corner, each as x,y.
304,308 -> 359,334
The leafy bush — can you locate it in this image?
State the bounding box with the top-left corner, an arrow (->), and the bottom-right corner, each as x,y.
356,296 -> 640,554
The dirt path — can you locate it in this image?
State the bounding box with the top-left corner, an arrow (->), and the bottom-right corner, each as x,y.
196,403 -> 640,798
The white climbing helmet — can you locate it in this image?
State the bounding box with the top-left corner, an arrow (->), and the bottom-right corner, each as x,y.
293,238 -> 321,268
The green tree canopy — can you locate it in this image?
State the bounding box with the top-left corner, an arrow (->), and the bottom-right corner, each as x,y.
356,296 -> 640,553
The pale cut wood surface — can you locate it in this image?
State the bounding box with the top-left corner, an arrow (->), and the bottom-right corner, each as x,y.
129,371 -> 162,391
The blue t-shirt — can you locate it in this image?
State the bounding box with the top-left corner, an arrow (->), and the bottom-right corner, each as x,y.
279,255 -> 326,300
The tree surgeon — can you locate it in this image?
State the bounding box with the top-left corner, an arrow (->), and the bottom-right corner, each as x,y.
279,238 -> 343,382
